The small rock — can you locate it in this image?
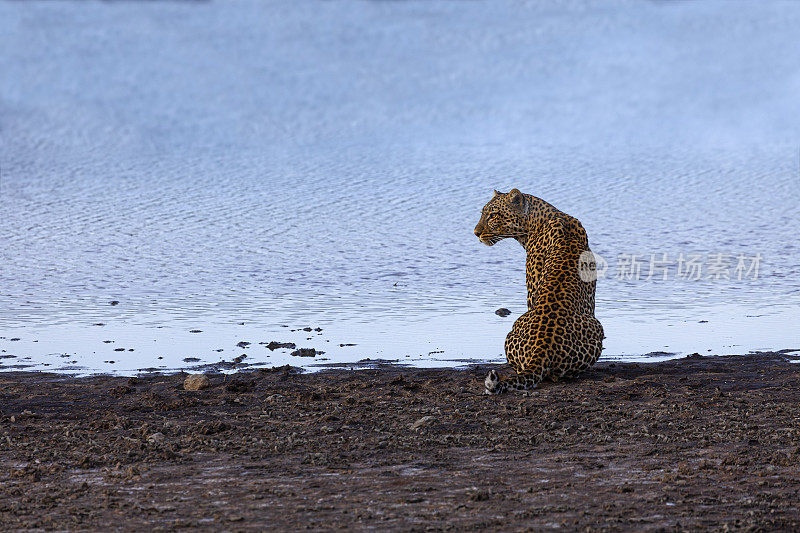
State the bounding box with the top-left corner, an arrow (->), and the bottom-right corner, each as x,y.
184,374 -> 211,391
292,348 -> 317,357
410,416 -> 437,430
189,329 -> 202,333
302,327 -> 312,332
147,432 -> 165,444
236,341 -> 250,348
495,308 -> 511,317
183,357 -> 200,363
109,300 -> 119,306
266,341 -> 296,351
469,489 -> 493,501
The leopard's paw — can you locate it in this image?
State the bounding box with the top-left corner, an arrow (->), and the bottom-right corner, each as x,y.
484,370 -> 500,395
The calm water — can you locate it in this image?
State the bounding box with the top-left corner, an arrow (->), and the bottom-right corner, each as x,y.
1,1 -> 799,374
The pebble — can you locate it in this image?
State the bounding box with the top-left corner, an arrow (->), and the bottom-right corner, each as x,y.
147,432 -> 165,444
495,308 -> 511,317
410,416 -> 437,430
184,374 -> 211,391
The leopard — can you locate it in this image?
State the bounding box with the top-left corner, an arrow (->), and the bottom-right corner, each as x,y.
474,188 -> 604,394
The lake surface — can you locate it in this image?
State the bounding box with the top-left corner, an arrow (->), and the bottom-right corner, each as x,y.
1,0 -> 799,374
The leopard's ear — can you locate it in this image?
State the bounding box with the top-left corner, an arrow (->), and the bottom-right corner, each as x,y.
493,189 -> 501,197
507,189 -> 524,210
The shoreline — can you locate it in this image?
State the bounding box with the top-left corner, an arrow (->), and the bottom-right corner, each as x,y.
2,351 -> 800,530
5,305 -> 799,376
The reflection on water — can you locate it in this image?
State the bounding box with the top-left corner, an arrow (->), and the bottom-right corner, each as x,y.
1,1 -> 799,373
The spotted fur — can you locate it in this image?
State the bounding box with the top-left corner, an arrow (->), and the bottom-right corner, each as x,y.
474,189 -> 604,394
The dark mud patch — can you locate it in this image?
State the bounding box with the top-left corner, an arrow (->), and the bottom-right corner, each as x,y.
2,353 -> 800,530
308,358 -> 404,370
262,341 -> 296,350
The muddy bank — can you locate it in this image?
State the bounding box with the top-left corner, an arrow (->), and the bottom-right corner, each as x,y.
2,352 -> 800,531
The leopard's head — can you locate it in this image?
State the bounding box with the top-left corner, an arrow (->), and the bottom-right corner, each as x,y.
474,189 -> 528,246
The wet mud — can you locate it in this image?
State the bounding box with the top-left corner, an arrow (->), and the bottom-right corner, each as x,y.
2,352 -> 800,531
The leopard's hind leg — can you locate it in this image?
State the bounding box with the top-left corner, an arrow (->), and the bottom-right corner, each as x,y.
569,314 -> 603,373
553,314 -> 604,379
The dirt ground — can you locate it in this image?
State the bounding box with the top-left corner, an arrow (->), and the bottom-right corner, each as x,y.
2,351 -> 800,531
